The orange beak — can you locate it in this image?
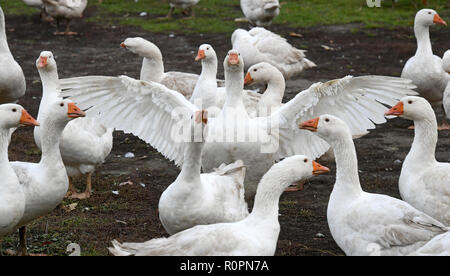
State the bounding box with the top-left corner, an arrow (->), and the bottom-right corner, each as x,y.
433,14 -> 447,26
312,161 -> 330,175
228,53 -> 240,66
194,110 -> 208,124
37,56 -> 48,68
195,49 -> 206,61
20,109 -> 40,127
244,72 -> 253,85
67,102 -> 86,118
299,117 -> 319,132
120,42 -> 126,48
385,102 -> 404,116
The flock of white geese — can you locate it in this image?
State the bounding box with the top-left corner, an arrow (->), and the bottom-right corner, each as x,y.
0,3 -> 449,256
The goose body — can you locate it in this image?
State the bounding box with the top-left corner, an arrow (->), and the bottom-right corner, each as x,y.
401,9 -> 448,126
0,6 -> 26,104
159,110 -> 248,235
0,104 -> 37,237
240,0 -> 280,27
386,96 -> 450,225
34,51 -> 113,200
232,27 -> 316,79
300,115 -> 449,256
108,155 -> 329,256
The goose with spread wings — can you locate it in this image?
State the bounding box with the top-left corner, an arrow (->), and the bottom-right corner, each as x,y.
60,49 -> 417,198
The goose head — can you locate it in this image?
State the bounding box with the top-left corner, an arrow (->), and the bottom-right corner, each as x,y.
442,50 -> 450,74
299,114 -> 351,142
36,51 -> 57,71
385,96 -> 434,121
195,44 -> 217,62
224,49 -> 244,73
245,62 -> 279,85
42,99 -> 85,126
0,104 -> 39,129
274,155 -> 329,188
120,37 -> 162,59
415,9 -> 446,27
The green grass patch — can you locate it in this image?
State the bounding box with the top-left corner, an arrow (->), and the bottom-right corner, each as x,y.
3,0 -> 448,33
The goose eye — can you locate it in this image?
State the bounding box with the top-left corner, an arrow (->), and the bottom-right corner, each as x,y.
12,108 -> 16,112
428,12 -> 432,15
325,118 -> 330,122
60,103 -> 64,107
206,47 -> 210,50
304,158 -> 308,163
408,100 -> 412,104
254,69 -> 257,72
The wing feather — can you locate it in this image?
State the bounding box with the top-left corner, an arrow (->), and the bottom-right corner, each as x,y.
271,75 -> 417,159
60,75 -> 199,166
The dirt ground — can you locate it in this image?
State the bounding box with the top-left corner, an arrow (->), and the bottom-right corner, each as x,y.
2,7 -> 450,256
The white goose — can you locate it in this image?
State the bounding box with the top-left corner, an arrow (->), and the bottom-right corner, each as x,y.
11,99 -> 85,256
231,27 -> 316,79
190,44 -> 260,115
60,49 -> 417,199
42,0 -> 87,35
108,155 -> 329,256
442,50 -> 450,124
240,0 -> 280,27
165,0 -> 200,19
0,104 -> 38,240
300,115 -> 449,256
0,6 -> 26,104
34,51 -> 113,200
385,96 -> 450,225
159,110 -> 248,235
120,37 -> 208,99
401,9 -> 448,129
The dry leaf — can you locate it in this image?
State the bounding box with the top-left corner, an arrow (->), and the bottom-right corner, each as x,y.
62,203 -> 78,213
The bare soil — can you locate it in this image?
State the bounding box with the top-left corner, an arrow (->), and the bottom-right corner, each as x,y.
2,10 -> 449,256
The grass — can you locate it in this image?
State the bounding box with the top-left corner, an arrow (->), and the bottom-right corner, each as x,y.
2,0 -> 448,33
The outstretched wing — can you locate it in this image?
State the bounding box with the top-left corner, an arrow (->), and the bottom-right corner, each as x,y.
60,75 -> 199,166
271,75 -> 417,159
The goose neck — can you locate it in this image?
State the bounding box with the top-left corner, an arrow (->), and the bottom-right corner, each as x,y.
39,68 -> 60,97
263,72 -> 285,102
409,117 -> 437,163
414,23 -> 433,57
0,128 -> 10,164
141,56 -> 165,82
329,132 -> 363,197
39,118 -> 66,168
224,69 -> 245,108
0,12 -> 11,54
177,141 -> 203,183
200,58 -> 218,79
249,163 -> 289,221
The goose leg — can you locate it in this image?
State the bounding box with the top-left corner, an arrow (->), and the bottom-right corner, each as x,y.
65,176 -> 77,198
160,7 -> 175,19
64,19 -> 77,36
17,226 -> 28,256
68,172 -> 92,200
183,7 -> 195,19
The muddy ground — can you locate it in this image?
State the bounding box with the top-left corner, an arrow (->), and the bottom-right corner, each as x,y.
2,7 -> 450,256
